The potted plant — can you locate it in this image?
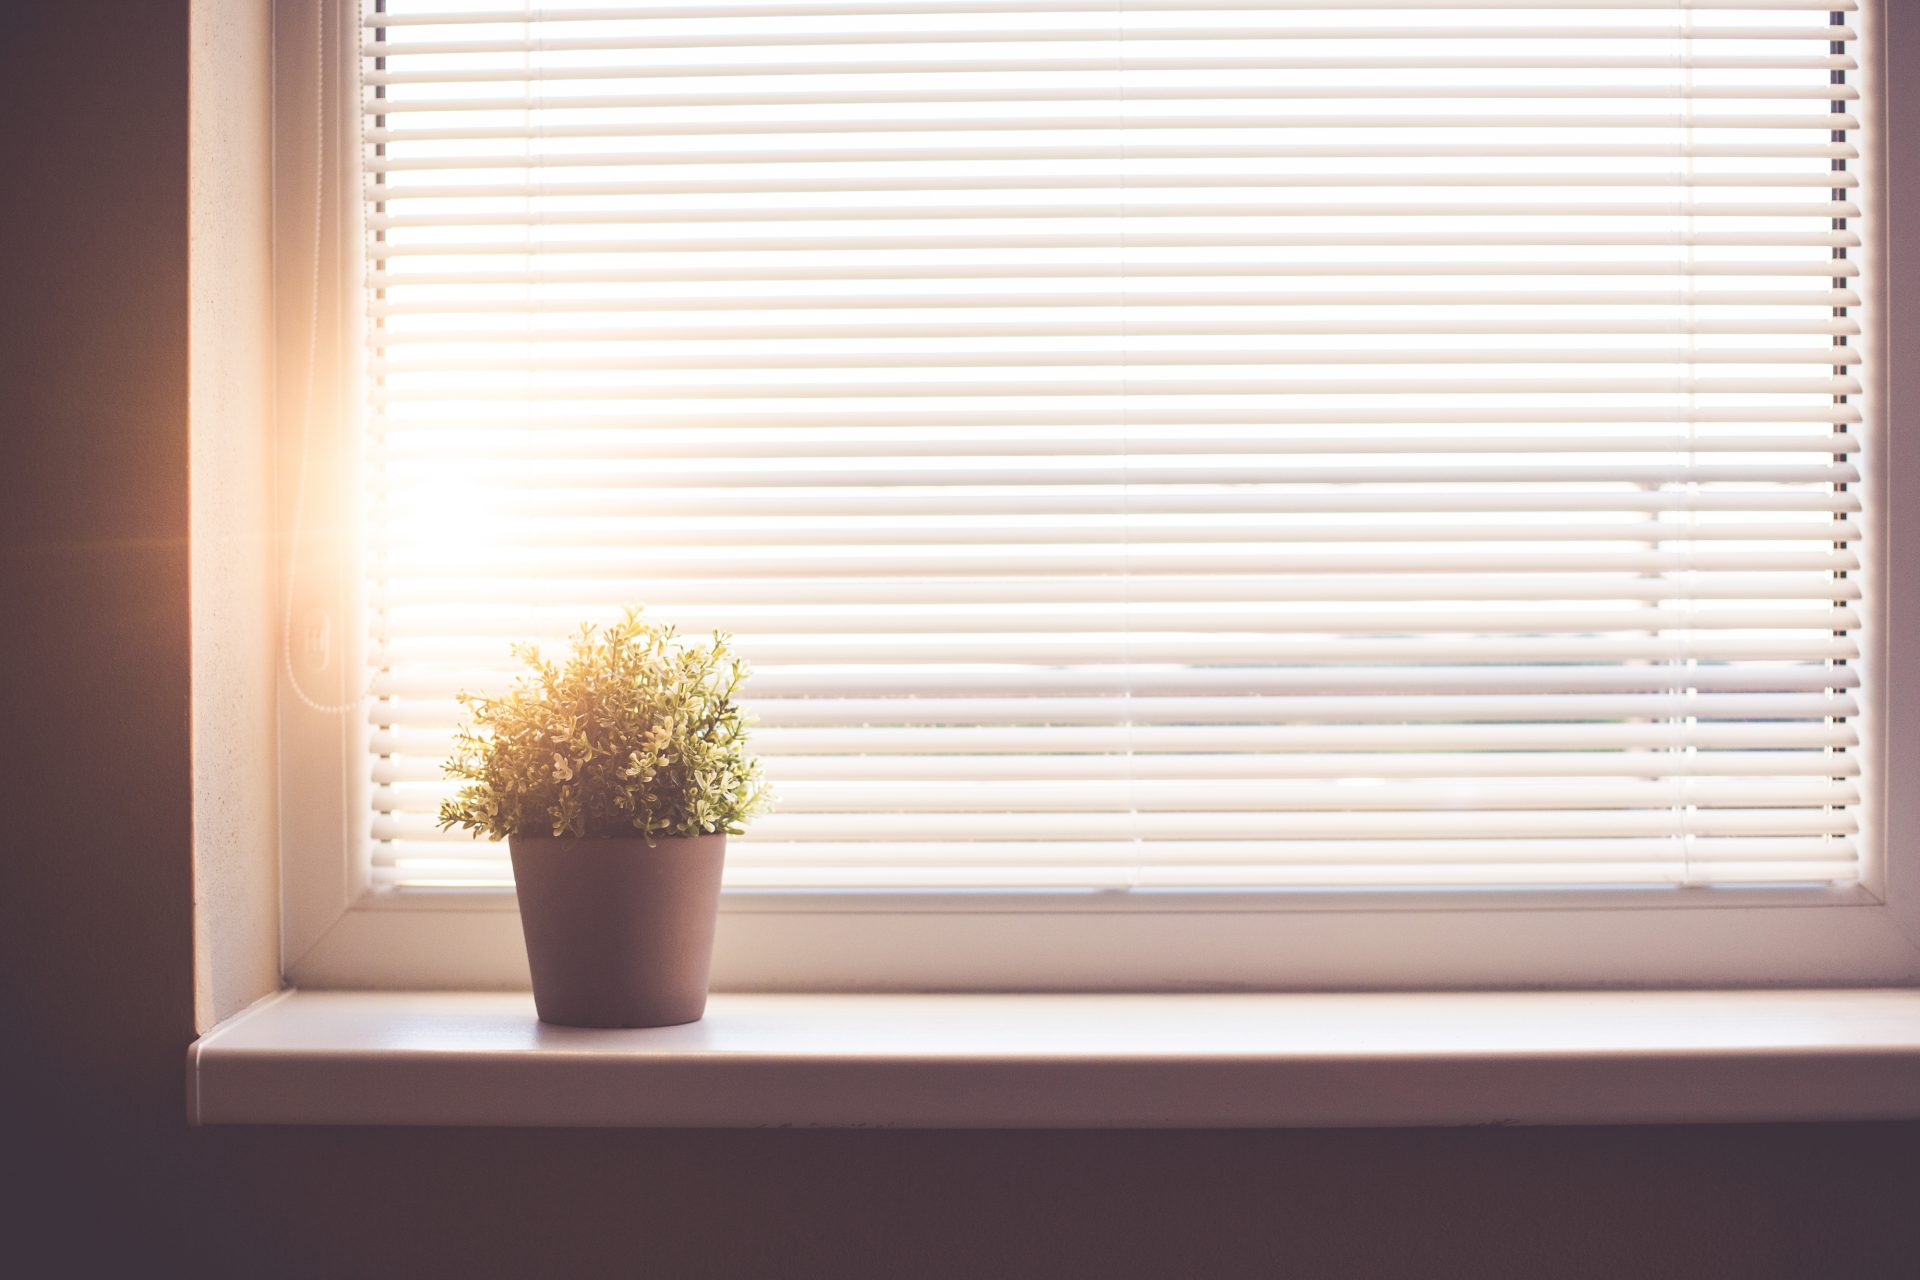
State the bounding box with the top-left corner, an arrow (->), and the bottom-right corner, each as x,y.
439,608 -> 768,1028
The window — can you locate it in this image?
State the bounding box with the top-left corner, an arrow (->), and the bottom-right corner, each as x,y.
280,0 -> 1915,990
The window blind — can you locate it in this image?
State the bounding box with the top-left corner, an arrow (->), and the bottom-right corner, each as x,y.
360,0 -> 1866,893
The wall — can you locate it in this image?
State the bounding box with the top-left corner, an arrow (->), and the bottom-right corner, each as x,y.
3,2 -> 1918,1276
1,0 -> 203,1264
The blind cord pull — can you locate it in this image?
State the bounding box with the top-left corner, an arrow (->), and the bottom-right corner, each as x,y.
284,0 -> 374,716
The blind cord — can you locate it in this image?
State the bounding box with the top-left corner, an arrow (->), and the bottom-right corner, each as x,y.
1114,0 -> 1136,892
282,0 -> 373,716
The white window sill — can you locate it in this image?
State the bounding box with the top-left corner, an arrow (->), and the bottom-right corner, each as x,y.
187,988 -> 1920,1129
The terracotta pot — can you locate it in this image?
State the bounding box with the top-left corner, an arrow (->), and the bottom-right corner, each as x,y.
508,833 -> 726,1028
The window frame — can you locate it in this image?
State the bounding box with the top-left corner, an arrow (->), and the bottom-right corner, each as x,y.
273,0 -> 1920,992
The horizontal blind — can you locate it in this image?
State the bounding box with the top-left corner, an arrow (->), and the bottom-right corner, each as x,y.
361,0 -> 1866,892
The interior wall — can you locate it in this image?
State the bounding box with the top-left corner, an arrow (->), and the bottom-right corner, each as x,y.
3,2 -> 1918,1276
0,0 -> 203,1262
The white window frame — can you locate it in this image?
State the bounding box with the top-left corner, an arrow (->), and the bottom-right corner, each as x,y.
273,0 -> 1920,993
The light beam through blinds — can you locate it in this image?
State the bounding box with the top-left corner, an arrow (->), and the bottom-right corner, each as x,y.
360,0 -> 1866,892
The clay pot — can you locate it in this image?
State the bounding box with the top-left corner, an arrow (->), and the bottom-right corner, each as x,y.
508,833 -> 726,1028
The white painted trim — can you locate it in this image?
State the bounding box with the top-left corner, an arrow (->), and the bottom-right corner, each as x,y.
276,0 -> 376,977
188,988 -> 1920,1128
287,886 -> 1920,991
272,0 -> 1920,993
190,0 -> 282,1031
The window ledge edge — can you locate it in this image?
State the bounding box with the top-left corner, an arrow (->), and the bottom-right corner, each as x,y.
187,988 -> 1920,1130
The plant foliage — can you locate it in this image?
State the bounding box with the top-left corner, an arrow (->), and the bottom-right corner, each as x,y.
438,608 -> 768,842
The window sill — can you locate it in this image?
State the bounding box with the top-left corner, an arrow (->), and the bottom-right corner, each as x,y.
187,988 -> 1920,1129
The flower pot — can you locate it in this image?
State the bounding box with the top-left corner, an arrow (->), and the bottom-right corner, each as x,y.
508,833 -> 727,1028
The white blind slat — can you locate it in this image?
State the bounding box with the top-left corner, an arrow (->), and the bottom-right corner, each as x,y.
368,4 -> 1858,27
365,56 -> 1856,86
